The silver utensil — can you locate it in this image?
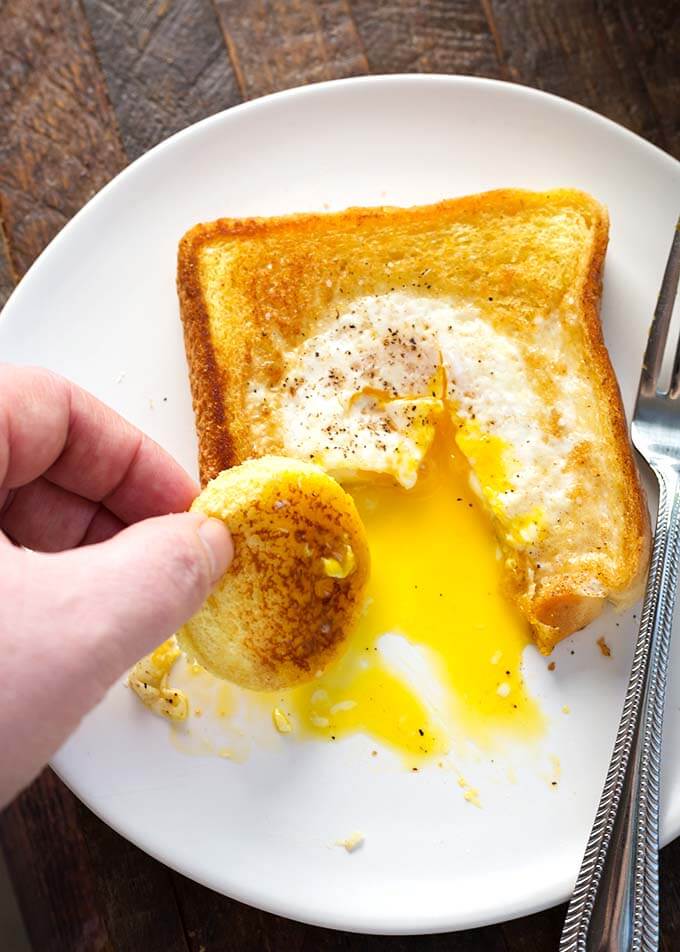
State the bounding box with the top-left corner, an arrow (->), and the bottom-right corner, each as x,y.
560,221 -> 680,952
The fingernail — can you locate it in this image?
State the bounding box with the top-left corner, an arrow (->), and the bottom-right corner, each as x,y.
198,518 -> 233,583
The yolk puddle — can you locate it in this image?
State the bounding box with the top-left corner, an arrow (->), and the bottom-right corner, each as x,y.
275,417 -> 544,760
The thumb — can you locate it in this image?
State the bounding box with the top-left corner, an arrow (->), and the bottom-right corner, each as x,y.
51,511 -> 233,684
0,512 -> 232,805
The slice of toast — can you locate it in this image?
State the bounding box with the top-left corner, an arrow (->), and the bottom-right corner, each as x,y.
177,188 -> 650,653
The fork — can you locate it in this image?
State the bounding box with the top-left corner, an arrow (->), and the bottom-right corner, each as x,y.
560,221 -> 680,952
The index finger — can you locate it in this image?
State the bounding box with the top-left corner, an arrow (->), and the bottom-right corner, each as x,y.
0,365 -> 199,523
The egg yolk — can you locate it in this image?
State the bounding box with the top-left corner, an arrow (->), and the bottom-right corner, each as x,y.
278,415 -> 544,759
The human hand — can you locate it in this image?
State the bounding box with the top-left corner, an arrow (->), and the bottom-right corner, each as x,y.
0,365 -> 232,806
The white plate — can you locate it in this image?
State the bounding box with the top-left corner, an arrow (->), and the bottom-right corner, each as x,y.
2,75 -> 680,935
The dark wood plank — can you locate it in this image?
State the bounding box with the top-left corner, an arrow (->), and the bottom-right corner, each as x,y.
75,802 -> 190,952
173,881 -> 315,952
0,0 -> 126,278
501,903 -> 565,952
1,771 -> 194,952
211,0 -> 368,101
351,924 -> 508,952
0,771 -> 112,952
612,0 -> 680,160
486,0 -> 674,156
172,869 -> 511,952
660,836 -> 680,950
82,0 -> 240,160
0,217 -> 16,310
349,0 -> 500,77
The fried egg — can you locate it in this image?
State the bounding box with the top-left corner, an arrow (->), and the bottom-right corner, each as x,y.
244,292 -> 565,754
251,292 -> 586,533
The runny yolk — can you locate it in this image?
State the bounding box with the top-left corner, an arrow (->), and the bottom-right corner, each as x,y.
280,415 -> 545,760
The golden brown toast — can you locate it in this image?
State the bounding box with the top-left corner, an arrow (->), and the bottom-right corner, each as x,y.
178,188 -> 650,654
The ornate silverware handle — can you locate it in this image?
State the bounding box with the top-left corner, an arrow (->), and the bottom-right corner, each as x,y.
560,464 -> 680,952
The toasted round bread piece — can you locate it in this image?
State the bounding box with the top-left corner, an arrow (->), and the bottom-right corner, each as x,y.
178,456 -> 370,691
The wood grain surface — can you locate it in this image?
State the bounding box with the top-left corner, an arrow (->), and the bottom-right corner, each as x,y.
351,0 -> 500,76
0,0 -> 126,278
82,0 -> 240,160
488,0 -> 677,153
0,226 -> 15,309
213,0 -> 368,99
1,1 -> 678,950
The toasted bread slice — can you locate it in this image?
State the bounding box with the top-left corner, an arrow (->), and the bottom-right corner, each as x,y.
178,189 -> 650,654
178,456 -> 370,690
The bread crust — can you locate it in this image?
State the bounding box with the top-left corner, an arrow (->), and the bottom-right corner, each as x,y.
177,236 -> 233,482
177,188 -> 650,652
522,201 -> 650,648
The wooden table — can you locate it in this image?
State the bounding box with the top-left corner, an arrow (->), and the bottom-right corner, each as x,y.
1,1 -> 679,949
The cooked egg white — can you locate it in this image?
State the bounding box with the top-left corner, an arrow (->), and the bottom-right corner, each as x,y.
248,291 -> 604,553
243,291 -> 564,756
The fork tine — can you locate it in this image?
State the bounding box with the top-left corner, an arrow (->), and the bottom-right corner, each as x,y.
670,329 -> 680,400
639,220 -> 680,398
667,224 -> 680,398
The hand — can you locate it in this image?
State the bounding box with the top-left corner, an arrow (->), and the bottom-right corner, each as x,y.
0,365 -> 232,806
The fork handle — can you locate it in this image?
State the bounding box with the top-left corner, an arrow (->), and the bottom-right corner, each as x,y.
560,465 -> 680,952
